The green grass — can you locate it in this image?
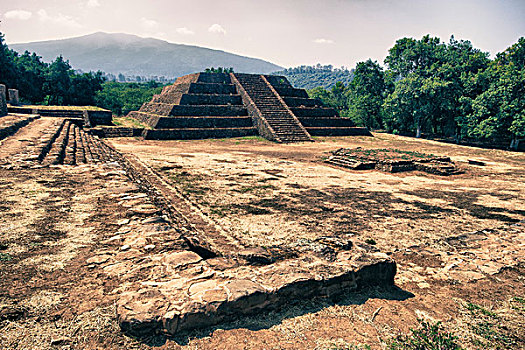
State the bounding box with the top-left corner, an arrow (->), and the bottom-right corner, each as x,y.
0,253 -> 13,261
168,172 -> 209,196
112,116 -> 150,129
234,184 -> 277,194
466,303 -> 498,318
389,321 -> 462,350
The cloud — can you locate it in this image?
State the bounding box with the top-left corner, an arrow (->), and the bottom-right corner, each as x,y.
4,10 -> 32,20
313,38 -> 335,44
208,24 -> 226,35
37,9 -> 81,28
86,0 -> 101,8
140,17 -> 159,29
176,27 -> 195,35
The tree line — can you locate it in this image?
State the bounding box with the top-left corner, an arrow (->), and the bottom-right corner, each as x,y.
309,35 -> 525,150
274,64 -> 354,90
0,32 -> 104,106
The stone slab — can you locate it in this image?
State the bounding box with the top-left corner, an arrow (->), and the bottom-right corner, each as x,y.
116,248 -> 395,336
0,85 -> 7,117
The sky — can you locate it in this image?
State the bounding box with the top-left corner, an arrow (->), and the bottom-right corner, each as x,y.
1,0 -> 525,69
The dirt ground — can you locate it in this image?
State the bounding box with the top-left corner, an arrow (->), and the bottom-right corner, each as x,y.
1,132 -> 524,349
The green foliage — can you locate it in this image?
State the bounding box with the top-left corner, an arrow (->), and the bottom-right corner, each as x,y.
204,67 -> 234,73
465,38 -> 525,149
307,34 -> 525,149
95,81 -> 164,116
389,321 -> 462,350
274,64 -> 354,89
0,32 -> 104,106
348,59 -> 387,129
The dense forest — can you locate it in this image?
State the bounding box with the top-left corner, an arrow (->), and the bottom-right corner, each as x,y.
274,65 -> 354,89
0,32 -> 104,106
309,35 -> 525,150
95,81 -> 164,116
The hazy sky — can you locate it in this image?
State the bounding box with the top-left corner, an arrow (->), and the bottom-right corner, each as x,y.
1,0 -> 524,68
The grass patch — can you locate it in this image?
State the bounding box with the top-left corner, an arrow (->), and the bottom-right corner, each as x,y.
464,301 -> 517,348
168,171 -> 209,196
389,321 -> 462,350
112,116 -> 150,129
234,184 -> 277,194
466,302 -> 498,318
510,297 -> 525,311
0,253 -> 13,261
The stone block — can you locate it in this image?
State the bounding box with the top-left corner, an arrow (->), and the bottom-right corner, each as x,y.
0,85 -> 7,117
8,89 -> 19,105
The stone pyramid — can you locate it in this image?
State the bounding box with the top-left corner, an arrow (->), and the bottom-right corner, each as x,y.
129,72 -> 371,142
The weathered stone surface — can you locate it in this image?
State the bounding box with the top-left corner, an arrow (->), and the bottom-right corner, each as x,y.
116,249 -> 396,336
162,251 -> 202,269
7,89 -> 19,105
0,85 -> 7,117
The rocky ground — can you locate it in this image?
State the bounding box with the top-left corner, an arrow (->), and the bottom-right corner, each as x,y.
0,120 -> 524,349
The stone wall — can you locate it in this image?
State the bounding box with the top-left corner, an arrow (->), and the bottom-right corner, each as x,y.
142,127 -> 256,140
169,105 -> 248,116
270,86 -> 309,98
188,83 -> 237,95
155,116 -> 253,129
299,118 -> 356,128
283,97 -> 323,108
291,107 -> 338,118
179,94 -> 242,106
0,85 -> 7,117
86,110 -> 112,126
8,89 -> 19,105
89,127 -> 144,138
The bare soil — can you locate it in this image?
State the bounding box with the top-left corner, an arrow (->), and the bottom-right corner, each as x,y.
0,132 -> 524,349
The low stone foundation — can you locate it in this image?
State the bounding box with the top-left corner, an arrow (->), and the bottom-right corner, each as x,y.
326,148 -> 461,175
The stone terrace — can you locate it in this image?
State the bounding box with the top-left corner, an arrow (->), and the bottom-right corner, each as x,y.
127,72 -> 371,143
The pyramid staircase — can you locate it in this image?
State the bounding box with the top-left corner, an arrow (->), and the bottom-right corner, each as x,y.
263,75 -> 371,137
127,72 -> 371,142
231,73 -> 313,143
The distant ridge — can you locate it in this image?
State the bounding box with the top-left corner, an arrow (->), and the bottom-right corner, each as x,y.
10,32 -> 283,80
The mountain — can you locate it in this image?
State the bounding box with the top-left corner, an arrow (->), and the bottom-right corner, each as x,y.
10,32 -> 283,79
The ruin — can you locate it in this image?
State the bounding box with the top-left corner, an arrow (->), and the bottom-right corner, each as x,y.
0,86 -> 523,347
128,72 -> 371,142
0,84 -> 7,117
0,91 -> 396,337
326,148 -> 461,175
7,89 -> 19,106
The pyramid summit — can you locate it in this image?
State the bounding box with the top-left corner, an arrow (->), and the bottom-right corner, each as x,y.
128,72 -> 371,142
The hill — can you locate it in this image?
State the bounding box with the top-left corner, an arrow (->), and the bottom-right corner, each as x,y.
273,65 -> 354,89
10,32 -> 283,81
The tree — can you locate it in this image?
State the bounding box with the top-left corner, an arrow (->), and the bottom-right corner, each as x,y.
383,74 -> 450,137
0,32 -> 18,89
466,38 -> 525,149
348,59 -> 386,129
